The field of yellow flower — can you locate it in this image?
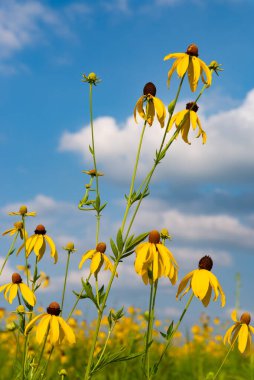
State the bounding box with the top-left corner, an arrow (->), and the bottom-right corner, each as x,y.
0,44 -> 252,380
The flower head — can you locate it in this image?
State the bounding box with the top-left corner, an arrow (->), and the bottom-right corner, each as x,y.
17,224 -> 58,263
224,311 -> 254,354
2,221 -> 27,240
25,302 -> 75,345
168,102 -> 206,145
79,242 -> 114,276
8,205 -> 36,217
164,44 -> 212,92
176,255 -> 226,307
82,72 -> 101,85
134,82 -> 166,128
82,169 -> 104,177
39,271 -> 50,288
16,264 -> 31,279
0,273 -> 36,306
134,230 -> 178,285
63,242 -> 77,253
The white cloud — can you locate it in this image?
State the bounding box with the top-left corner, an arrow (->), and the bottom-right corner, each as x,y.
59,89 -> 254,186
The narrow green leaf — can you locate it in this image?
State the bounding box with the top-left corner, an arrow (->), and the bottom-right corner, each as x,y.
110,238 -> 119,258
116,229 -> 123,251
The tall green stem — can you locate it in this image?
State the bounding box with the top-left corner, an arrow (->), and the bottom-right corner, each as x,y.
121,122 -> 147,233
89,83 -> 100,244
61,251 -> 71,314
84,260 -> 119,380
22,216 -> 29,286
67,273 -> 92,321
212,332 -> 239,380
155,292 -> 194,373
0,232 -> 18,275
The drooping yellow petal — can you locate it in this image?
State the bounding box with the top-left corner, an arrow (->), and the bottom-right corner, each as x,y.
191,270 -> 210,300
175,110 -> 187,127
153,96 -> 166,128
135,244 -> 151,274
78,250 -> 96,269
146,99 -> 155,126
34,235 -> 44,257
176,55 -> 189,77
58,317 -> 76,344
90,252 -> 103,274
167,113 -> 177,132
8,284 -> 18,304
201,284 -> 212,307
152,246 -> 159,281
25,314 -> 46,335
156,245 -> 171,276
50,315 -> 60,344
190,111 -> 197,131
224,324 -> 239,345
102,254 -> 115,274
231,310 -> 238,323
176,270 -> 195,299
0,284 -> 10,293
199,58 -> 212,87
44,235 -> 58,263
181,117 -> 191,145
3,284 -> 12,302
2,228 -> 14,236
238,324 -> 249,353
188,57 -> 201,92
26,235 -> 38,256
166,59 -> 179,87
134,96 -> 145,123
36,315 -> 51,344
141,269 -> 150,285
164,52 -> 185,61
19,283 -> 36,306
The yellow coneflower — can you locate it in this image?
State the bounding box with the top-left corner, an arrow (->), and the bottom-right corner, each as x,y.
164,43 -> 212,92
82,169 -> 104,177
0,273 -> 36,306
134,230 -> 178,284
16,264 -> 31,279
25,302 -> 75,345
17,224 -> 58,263
134,82 -> 166,128
176,256 -> 225,307
39,271 -> 50,288
2,221 -> 27,240
8,205 -> 36,217
224,311 -> 254,354
79,242 -> 114,276
168,102 -> 206,145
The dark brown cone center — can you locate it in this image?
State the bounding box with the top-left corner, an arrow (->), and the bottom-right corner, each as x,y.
47,302 -> 61,316
12,273 -> 22,284
186,44 -> 199,57
143,82 -> 157,97
186,102 -> 199,112
240,312 -> 251,325
199,256 -> 213,271
96,242 -> 106,253
148,230 -> 160,244
34,224 -> 46,235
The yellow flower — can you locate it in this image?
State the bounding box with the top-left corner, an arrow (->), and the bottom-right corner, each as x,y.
39,271 -> 50,288
82,169 -> 104,177
134,230 -> 178,284
17,224 -> 58,263
16,265 -> 31,279
176,256 -> 225,307
134,82 -> 166,128
168,102 -> 206,145
25,302 -> 75,345
79,242 -> 114,276
0,273 -> 36,306
224,311 -> 254,354
164,43 -> 212,92
8,205 -> 36,217
2,221 -> 27,240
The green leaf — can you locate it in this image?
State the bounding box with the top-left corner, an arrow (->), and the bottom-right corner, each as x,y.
116,229 -> 123,252
95,195 -> 101,210
89,145 -> 94,154
72,290 -> 88,300
160,331 -> 167,339
99,202 -> 107,212
8,248 -> 15,256
166,321 -> 174,339
125,231 -> 149,252
110,238 -> 119,259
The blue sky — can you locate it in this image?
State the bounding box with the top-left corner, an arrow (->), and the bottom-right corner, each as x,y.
1,0 -> 254,329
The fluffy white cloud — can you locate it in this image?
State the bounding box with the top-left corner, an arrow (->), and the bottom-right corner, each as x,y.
59,89 -> 254,185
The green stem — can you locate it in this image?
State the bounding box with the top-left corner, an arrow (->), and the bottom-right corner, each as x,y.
22,216 -> 29,286
93,324 -> 115,372
40,345 -> 53,379
0,232 -> 19,275
34,327 -> 50,375
144,279 -> 158,379
89,83 -> 101,245
95,275 -> 100,309
121,121 -> 147,233
84,260 -> 119,380
67,273 -> 92,321
212,332 -> 239,380
155,292 -> 194,373
61,251 -> 71,314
